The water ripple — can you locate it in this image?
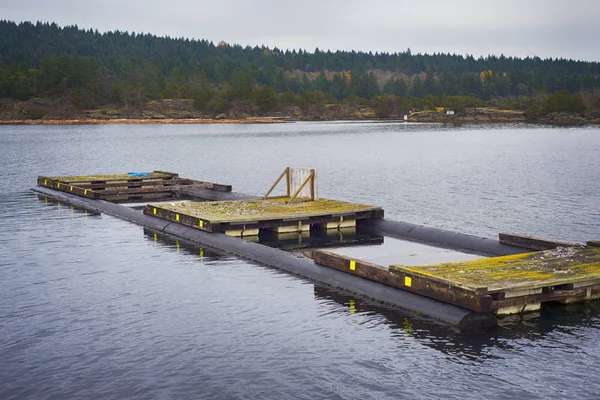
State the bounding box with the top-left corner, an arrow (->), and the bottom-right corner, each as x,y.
1,123 -> 600,399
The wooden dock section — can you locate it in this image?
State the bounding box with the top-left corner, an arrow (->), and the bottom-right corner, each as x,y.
37,171 -> 231,203
312,245 -> 600,316
144,197 -> 383,236
499,232 -> 582,250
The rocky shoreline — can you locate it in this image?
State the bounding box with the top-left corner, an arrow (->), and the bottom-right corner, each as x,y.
407,108 -> 600,125
1,98 -> 598,125
0,118 -> 284,125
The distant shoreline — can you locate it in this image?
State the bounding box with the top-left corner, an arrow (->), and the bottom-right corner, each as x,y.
1,111 -> 598,126
0,118 -> 285,125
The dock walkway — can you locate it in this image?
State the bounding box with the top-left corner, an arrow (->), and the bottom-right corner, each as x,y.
313,245 -> 600,315
37,171 -> 231,202
145,197 -> 383,236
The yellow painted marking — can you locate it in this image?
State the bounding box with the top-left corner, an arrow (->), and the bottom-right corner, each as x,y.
57,183 -> 60,188
84,190 -> 87,195
44,180 -> 47,185
176,213 -> 180,222
153,208 -> 157,215
200,248 -> 204,258
154,233 -> 157,242
349,260 -> 356,271
404,276 -> 412,287
70,186 -> 73,192
199,220 -> 204,228
84,210 -> 88,217
176,240 -> 180,251
349,299 -> 356,314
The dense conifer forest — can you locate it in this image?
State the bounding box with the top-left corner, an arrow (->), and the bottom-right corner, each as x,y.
1,20 -> 599,119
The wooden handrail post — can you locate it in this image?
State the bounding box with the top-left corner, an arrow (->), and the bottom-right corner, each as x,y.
285,167 -> 291,197
309,168 -> 315,200
264,167 -> 288,198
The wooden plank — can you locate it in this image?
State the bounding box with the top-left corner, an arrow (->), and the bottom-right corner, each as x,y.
48,171 -> 177,184
73,179 -> 193,189
69,178 -> 230,192
151,170 -> 179,178
491,284 -> 600,312
38,172 -> 232,202
312,250 -> 400,286
484,275 -> 600,295
38,177 -> 100,199
394,247 -> 600,294
90,183 -> 219,196
313,250 -> 493,312
288,170 -> 315,203
388,264 -> 488,294
264,168 -> 288,198
388,264 -> 492,312
144,206 -> 215,232
105,192 -> 176,203
285,167 -> 291,197
148,198 -> 382,225
288,167 -> 318,200
499,232 -> 581,250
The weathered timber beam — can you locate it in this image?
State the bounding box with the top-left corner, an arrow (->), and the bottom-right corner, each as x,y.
361,219 -> 529,256
499,232 -> 582,251
313,250 -> 493,312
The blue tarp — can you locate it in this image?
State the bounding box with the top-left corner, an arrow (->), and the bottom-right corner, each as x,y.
127,172 -> 150,177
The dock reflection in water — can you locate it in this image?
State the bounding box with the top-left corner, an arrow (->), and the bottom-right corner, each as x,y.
37,194 -> 101,217
258,226 -> 383,250
143,228 -> 228,263
313,285 -> 600,359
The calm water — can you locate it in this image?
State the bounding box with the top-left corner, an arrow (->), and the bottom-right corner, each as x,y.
1,122 -> 599,399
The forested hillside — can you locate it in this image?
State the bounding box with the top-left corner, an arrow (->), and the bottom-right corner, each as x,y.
1,20 -> 599,119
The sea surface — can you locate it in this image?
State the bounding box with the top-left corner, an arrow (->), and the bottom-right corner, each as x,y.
1,122 -> 599,399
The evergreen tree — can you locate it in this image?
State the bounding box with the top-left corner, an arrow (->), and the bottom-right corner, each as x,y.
0,19 -> 599,110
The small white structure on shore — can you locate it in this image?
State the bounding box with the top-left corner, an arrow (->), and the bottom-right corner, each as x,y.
445,110 -> 455,115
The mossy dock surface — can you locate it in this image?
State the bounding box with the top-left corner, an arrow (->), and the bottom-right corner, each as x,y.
146,197 -> 383,236
154,197 -> 379,223
313,246 -> 600,315
37,170 -> 230,202
390,246 -> 600,293
45,171 -> 178,183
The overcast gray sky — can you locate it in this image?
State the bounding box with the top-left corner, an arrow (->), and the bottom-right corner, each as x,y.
2,0 -> 599,61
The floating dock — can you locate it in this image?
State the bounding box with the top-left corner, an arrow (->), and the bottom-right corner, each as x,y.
144,197 -> 383,236
37,171 -> 231,203
33,184 -> 492,329
312,245 -> 600,315
32,169 -> 600,329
